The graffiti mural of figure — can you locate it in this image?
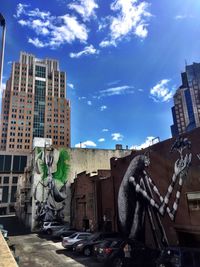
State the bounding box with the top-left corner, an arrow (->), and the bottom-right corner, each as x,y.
34,147 -> 70,225
118,154 -> 150,242
118,137 -> 192,247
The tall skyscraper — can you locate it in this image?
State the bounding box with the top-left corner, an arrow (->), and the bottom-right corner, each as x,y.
0,52 -> 70,152
171,62 -> 200,137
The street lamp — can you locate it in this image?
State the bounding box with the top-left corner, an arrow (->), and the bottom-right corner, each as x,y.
0,13 -> 6,94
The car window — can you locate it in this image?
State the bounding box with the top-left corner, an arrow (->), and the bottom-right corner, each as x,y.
87,233 -> 99,240
182,251 -> 193,267
69,233 -> 77,239
78,234 -> 90,239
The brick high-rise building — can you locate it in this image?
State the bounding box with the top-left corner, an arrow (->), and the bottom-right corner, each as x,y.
171,62 -> 200,137
0,52 -> 71,152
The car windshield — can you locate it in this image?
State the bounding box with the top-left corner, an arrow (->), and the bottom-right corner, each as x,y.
68,233 -> 77,239
87,233 -> 99,240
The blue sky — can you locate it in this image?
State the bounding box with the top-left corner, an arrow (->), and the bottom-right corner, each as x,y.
1,0 -> 200,149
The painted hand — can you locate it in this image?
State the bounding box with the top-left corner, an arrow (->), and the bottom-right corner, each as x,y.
174,153 -> 192,178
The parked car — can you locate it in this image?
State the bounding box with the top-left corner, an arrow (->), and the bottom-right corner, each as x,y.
0,224 -> 8,239
73,232 -> 122,257
51,227 -> 77,239
41,221 -> 68,235
95,238 -> 160,267
62,232 -> 92,250
156,247 -> 200,267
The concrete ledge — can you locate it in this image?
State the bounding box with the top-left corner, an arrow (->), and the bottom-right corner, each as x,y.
0,232 -> 18,267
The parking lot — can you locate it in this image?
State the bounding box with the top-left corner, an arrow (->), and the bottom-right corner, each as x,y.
9,233 -> 104,267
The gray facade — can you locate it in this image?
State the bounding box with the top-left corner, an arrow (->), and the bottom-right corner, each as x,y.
0,151 -> 28,214
171,62 -> 200,137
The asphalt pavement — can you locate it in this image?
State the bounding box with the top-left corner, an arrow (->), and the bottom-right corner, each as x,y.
0,215 -> 104,267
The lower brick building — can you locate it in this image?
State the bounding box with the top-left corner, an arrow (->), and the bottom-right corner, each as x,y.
71,170 -> 112,232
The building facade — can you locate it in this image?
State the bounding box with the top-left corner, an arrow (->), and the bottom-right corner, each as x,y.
0,51 -> 70,152
0,151 -> 27,214
171,62 -> 200,137
71,170 -> 113,232
15,144 -> 131,230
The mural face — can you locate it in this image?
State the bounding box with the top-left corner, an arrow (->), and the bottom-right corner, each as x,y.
34,147 -> 70,225
118,137 -> 192,248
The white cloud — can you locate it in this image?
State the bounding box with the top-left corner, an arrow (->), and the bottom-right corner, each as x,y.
14,3 -> 29,18
15,7 -> 88,48
99,85 -> 134,98
175,15 -> 193,20
98,18 -> 109,31
0,82 -> 6,94
98,138 -> 105,142
87,100 -> 92,105
28,37 -> 47,48
100,0 -> 152,47
7,61 -> 12,65
26,8 -> 51,19
69,45 -> 99,58
99,39 -> 116,48
15,4 -> 51,19
75,140 -> 97,148
112,133 -> 124,141
100,105 -> 107,111
68,83 -> 74,89
107,80 -> 121,86
150,79 -> 174,102
130,136 -> 159,150
21,19 -> 50,35
102,128 -> 109,132
78,96 -> 86,100
50,15 -> 88,47
68,0 -> 98,21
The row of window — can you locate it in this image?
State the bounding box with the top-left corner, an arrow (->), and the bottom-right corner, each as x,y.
8,144 -> 30,150
0,176 -> 18,184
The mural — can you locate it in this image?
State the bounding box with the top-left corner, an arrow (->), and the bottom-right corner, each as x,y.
34,147 -> 70,225
118,137 -> 192,248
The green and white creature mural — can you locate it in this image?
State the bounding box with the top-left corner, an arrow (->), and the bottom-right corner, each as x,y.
33,147 -> 70,225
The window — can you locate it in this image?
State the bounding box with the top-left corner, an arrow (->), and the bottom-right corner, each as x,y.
35,65 -> 46,78
3,177 -> 9,184
12,156 -> 27,173
187,192 -> 200,211
12,176 -> 18,184
10,186 -> 17,202
0,155 -> 12,173
2,186 -> 9,203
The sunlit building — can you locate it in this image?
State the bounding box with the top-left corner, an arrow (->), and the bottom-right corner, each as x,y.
0,51 -> 71,152
171,62 -> 200,137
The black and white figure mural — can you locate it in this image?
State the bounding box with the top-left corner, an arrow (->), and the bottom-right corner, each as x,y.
118,137 -> 192,248
34,147 -> 70,225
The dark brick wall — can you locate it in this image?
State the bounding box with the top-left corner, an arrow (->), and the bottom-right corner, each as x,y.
111,127 -> 200,246
71,170 -> 111,231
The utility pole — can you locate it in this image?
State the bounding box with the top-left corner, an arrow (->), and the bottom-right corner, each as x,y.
0,13 -> 6,93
